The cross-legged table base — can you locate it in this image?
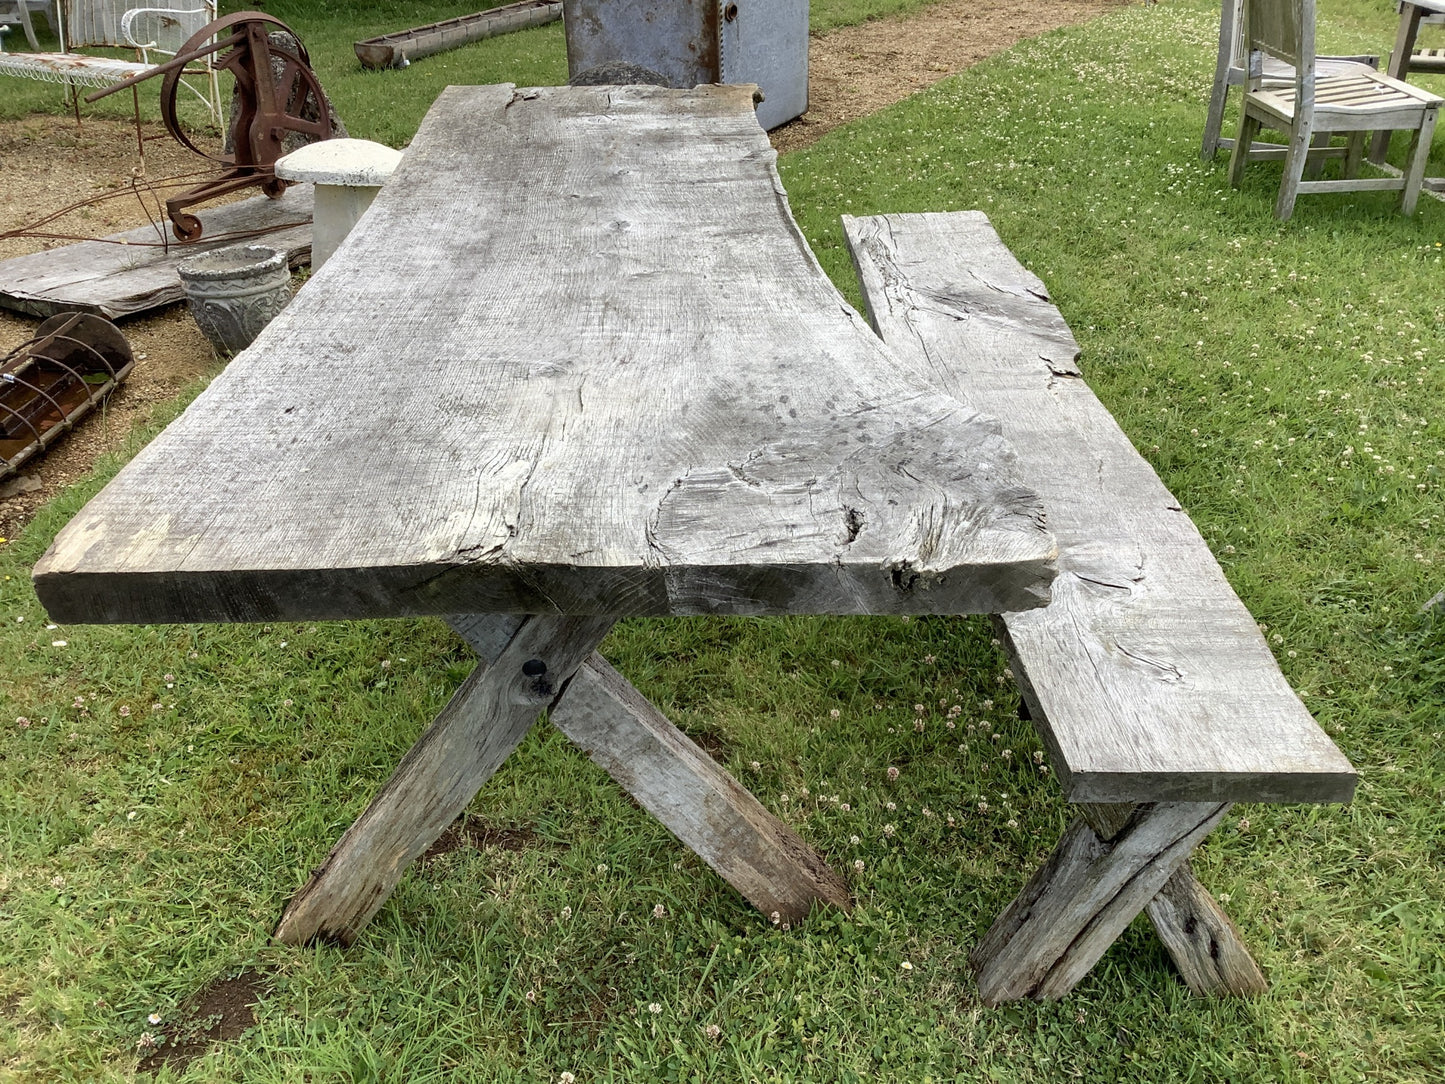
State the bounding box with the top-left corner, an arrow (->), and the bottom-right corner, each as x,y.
274,614 -> 852,946
970,803 -> 1266,1004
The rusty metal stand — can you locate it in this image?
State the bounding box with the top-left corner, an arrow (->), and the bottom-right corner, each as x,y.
86,13 -> 333,241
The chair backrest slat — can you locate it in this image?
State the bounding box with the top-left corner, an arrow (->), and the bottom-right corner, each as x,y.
1243,0 -> 1313,72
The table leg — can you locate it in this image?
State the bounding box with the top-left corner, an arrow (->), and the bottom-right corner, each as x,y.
1371,5 -> 1426,164
273,614 -> 614,946
448,615 -> 852,924
969,802 -> 1237,1004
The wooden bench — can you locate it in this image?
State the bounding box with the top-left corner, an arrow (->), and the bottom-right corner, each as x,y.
841,211 -> 1357,1004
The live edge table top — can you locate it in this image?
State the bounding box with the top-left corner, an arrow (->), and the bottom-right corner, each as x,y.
33,84 -> 1056,626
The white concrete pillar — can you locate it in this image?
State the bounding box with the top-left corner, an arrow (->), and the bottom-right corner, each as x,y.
274,138 -> 405,270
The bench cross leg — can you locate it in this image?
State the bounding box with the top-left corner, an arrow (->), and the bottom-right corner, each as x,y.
970,802 -> 1238,1004
1067,804 -> 1265,995
449,615 -> 852,924
273,614 -> 614,946
1145,858 -> 1268,996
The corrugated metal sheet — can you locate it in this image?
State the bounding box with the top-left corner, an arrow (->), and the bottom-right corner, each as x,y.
562,0 -> 807,129
564,0 -> 718,89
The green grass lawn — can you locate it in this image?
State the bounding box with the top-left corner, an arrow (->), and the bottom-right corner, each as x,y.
2,0 -> 1443,1081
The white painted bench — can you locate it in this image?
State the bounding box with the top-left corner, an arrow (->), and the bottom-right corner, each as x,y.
0,0 -> 220,124
842,211 -> 1356,1004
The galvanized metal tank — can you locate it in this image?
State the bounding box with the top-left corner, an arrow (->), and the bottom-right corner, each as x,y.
563,0 -> 808,130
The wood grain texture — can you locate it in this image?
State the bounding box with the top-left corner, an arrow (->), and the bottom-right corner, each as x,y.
33,85 -> 1055,625
448,614 -> 851,922
272,614 -> 612,946
0,187 -> 314,320
842,211 -> 1355,805
1145,861 -> 1268,996
970,802 -> 1231,1004
1081,804 -> 1267,996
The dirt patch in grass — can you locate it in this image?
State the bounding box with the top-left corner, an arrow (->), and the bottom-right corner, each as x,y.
769,0 -> 1126,153
420,814 -> 551,865
0,117 -> 222,541
136,968 -> 270,1077
685,727 -> 731,764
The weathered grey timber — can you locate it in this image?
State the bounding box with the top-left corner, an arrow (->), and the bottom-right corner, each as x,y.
0,187 -> 314,320
31,91 -> 1055,952
969,803 -> 1230,1004
32,85 -> 1054,625
274,614 -> 614,946
1145,861 -> 1267,996
841,211 -> 1354,806
449,614 -> 852,923
842,210 -> 1355,1002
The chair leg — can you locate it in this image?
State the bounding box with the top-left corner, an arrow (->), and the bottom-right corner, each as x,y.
1372,8 -> 1425,164
1202,80 -> 1232,163
1303,131 -> 1331,181
1400,108 -> 1439,215
16,1 -> 40,50
1228,112 -> 1262,188
1275,118 -> 1314,221
1202,0 -> 1240,162
1344,132 -> 1366,179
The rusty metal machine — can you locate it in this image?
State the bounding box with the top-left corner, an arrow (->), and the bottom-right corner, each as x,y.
86,12 -> 333,241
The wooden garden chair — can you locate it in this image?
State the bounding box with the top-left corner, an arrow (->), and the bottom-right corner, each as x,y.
1200,0 -> 1377,162
1227,0 -> 1441,219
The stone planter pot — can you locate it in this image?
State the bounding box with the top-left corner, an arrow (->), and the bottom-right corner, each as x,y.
177,245 -> 292,356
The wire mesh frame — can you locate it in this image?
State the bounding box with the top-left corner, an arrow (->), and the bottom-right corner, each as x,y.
0,318 -> 135,479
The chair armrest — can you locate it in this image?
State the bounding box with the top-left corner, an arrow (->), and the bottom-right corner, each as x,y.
1329,53 -> 1380,68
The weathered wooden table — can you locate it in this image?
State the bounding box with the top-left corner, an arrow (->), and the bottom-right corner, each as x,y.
32,83 -> 1057,947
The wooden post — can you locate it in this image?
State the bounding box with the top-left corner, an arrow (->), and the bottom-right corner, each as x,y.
1371,4 -> 1425,163
448,615 -> 852,923
1145,861 -> 1267,996
273,614 -> 614,946
970,803 -> 1231,1004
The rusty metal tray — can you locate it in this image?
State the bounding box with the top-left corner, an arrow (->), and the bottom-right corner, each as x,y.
1,313 -> 134,480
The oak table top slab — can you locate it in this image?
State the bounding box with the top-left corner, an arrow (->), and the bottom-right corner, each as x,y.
34,84 -> 1055,625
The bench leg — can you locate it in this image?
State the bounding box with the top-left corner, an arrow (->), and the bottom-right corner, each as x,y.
448,615 -> 852,924
970,802 -> 1232,1004
1078,807 -> 1265,995
273,614 -> 614,946
1145,860 -> 1267,996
